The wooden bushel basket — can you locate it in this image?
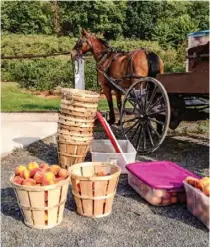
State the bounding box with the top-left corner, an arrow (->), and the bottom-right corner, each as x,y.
61,88 -> 100,104
57,138 -> 90,169
10,175 -> 70,229
69,162 -> 121,218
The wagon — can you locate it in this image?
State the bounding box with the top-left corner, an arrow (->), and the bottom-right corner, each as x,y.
103,31 -> 209,154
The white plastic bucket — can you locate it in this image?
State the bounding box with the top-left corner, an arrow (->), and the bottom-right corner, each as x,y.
90,140 -> 136,174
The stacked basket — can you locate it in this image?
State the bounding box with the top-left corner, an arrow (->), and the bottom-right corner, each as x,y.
57,88 -> 100,169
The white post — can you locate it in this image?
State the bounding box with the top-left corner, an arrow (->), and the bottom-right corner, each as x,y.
74,58 -> 85,90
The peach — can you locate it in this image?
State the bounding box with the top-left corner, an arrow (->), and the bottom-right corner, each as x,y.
22,178 -> 36,186
44,191 -> 48,201
48,165 -> 61,175
149,196 -> 162,205
200,177 -> 210,186
13,176 -> 24,185
28,162 -> 39,172
56,177 -> 64,183
161,199 -> 170,205
185,177 -> 199,187
30,167 -> 43,178
170,197 -> 177,204
96,172 -> 106,176
163,192 -> 171,199
20,170 -> 30,179
153,189 -> 165,198
44,211 -> 48,222
42,179 -> 55,186
34,171 -> 45,184
40,163 -> 49,172
77,183 -> 81,194
58,169 -> 68,179
42,172 -> 55,186
15,165 -> 27,176
202,184 -> 210,197
44,172 -> 55,181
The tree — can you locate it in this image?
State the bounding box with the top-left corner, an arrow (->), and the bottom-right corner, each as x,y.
59,1 -> 126,39
1,1 -> 53,34
152,14 -> 199,47
123,1 -> 165,39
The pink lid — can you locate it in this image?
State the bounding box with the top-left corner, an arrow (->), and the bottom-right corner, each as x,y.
126,161 -> 200,190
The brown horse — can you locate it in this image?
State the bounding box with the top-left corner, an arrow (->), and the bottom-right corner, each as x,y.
71,29 -> 164,124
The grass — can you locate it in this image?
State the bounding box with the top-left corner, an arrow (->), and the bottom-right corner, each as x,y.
1,82 -> 109,112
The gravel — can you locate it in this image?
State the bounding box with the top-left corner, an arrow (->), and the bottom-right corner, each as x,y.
1,129 -> 209,247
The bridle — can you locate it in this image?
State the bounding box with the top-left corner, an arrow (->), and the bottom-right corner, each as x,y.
72,33 -> 93,59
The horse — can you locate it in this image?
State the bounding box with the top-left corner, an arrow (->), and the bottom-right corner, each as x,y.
71,29 -> 164,124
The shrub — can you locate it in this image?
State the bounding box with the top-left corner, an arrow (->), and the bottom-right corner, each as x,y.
1,35 -> 186,90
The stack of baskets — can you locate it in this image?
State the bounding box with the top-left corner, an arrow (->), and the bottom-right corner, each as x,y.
57,88 -> 100,169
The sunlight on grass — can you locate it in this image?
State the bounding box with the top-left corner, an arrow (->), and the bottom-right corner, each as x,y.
1,82 -> 109,112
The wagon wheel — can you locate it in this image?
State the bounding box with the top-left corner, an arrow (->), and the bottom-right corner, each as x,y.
120,77 -> 170,154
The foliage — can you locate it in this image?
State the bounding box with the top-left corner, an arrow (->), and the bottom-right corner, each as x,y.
1,1 -> 53,34
1,35 -> 186,91
1,1 -> 209,46
59,1 -> 126,39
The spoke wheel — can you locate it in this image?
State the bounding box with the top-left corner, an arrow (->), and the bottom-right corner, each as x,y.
120,77 -> 170,154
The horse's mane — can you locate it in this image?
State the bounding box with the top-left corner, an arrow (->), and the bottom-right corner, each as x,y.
98,38 -> 109,48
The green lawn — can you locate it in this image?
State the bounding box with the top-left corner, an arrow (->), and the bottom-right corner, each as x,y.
1,82 -> 109,112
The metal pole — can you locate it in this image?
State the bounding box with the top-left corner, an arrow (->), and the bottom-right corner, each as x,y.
74,58 -> 85,90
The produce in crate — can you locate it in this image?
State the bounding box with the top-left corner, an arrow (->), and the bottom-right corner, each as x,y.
185,176 -> 210,196
184,178 -> 210,229
13,163 -> 68,186
126,161 -> 199,206
10,162 -> 70,229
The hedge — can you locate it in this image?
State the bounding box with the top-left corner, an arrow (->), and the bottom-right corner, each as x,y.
1,35 -> 186,91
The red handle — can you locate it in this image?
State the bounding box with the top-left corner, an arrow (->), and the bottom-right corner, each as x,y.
96,111 -> 121,153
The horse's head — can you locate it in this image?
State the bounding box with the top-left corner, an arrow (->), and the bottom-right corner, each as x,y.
71,29 -> 93,60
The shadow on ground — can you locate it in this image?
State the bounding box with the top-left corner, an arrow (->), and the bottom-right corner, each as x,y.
117,175 -> 209,232
1,176 -> 208,232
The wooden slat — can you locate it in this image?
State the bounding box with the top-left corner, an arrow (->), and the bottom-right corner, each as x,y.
80,181 -> 93,216
71,179 -> 83,214
156,71 -> 209,94
29,191 -> 45,208
81,166 -> 95,177
104,177 -> 118,214
94,181 -> 108,216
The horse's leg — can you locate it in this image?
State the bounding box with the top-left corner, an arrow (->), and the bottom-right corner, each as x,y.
102,85 -> 115,124
115,90 -> 122,125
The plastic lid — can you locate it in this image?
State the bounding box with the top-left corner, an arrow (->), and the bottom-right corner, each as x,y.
188,30 -> 210,37
126,161 -> 200,189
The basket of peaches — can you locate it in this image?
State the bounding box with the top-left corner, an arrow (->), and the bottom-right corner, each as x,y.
184,176 -> 210,229
10,162 -> 70,229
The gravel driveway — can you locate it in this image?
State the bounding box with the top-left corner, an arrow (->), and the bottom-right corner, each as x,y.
1,129 -> 209,247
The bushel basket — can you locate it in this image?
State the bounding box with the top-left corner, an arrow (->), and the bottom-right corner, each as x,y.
69,162 -> 121,218
10,175 -> 69,229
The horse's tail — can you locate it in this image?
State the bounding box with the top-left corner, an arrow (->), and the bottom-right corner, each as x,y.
146,51 -> 161,78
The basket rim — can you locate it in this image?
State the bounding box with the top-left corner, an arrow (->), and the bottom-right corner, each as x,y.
10,174 -> 70,191
68,162 -> 121,181
61,88 -> 100,98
